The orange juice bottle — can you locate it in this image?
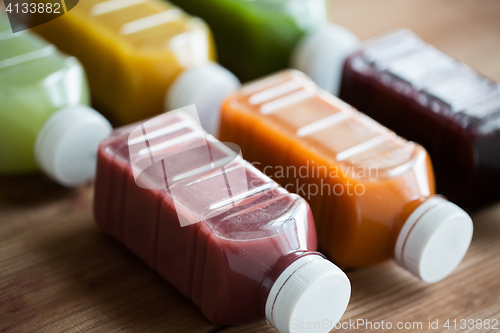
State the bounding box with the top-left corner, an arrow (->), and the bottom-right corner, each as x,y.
169,68 -> 474,283
33,0 -> 216,124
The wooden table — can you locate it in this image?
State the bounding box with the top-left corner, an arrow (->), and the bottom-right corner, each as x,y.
2,0 -> 500,332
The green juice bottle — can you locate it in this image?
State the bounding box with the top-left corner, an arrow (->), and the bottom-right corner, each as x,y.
0,15 -> 111,186
166,0 -> 326,82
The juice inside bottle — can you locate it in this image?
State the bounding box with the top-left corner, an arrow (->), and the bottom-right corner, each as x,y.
0,14 -> 87,174
219,70 -> 473,283
340,30 -> 500,207
32,0 -> 216,124
167,0 -> 327,82
93,109 -> 350,331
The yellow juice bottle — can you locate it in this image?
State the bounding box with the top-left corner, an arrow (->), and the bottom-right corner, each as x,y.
33,0 -> 216,124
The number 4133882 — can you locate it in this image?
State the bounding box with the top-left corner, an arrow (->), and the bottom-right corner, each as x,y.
444,319 -> 498,330
6,2 -> 61,14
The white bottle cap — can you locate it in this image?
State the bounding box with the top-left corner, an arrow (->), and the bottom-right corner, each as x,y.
35,105 -> 112,187
395,197 -> 473,283
265,255 -> 351,333
291,23 -> 359,96
166,63 -> 241,136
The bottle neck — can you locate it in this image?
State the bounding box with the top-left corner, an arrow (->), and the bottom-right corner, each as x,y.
259,251 -> 351,331
389,195 -> 440,253
259,251 -> 321,318
391,195 -> 473,283
165,63 -> 240,136
291,23 -> 360,95
34,106 -> 112,187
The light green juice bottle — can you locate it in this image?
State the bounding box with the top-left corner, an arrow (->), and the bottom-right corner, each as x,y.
0,15 -> 111,186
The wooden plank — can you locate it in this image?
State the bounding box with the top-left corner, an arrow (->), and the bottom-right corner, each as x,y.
0,176 -> 220,333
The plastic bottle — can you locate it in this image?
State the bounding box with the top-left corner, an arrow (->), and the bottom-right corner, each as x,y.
338,30 -> 500,208
0,15 -> 111,186
93,109 -> 351,332
32,0 -> 216,124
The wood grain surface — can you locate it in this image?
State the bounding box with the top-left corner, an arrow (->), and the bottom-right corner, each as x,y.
1,0 -> 500,332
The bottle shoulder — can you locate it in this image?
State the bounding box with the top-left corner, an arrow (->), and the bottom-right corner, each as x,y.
226,69 -> 429,181
66,0 -> 214,60
0,27 -> 79,85
346,29 -> 500,133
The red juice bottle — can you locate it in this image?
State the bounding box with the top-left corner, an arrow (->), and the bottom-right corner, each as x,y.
338,30 -> 500,208
93,109 -> 351,331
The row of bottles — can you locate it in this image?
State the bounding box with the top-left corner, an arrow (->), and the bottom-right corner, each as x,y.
1,0 -> 496,331
164,0 -> 500,208
5,2 -> 499,207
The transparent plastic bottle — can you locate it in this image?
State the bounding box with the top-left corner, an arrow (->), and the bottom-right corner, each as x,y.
32,0 -> 216,124
221,70 -> 474,282
167,67 -> 473,283
339,30 -> 500,208
0,15 -> 111,186
93,109 -> 351,332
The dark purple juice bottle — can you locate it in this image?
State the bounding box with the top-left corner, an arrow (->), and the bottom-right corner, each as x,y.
340,30 -> 500,208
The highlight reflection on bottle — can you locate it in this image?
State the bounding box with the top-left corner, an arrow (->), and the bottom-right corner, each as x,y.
127,106 -> 248,226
